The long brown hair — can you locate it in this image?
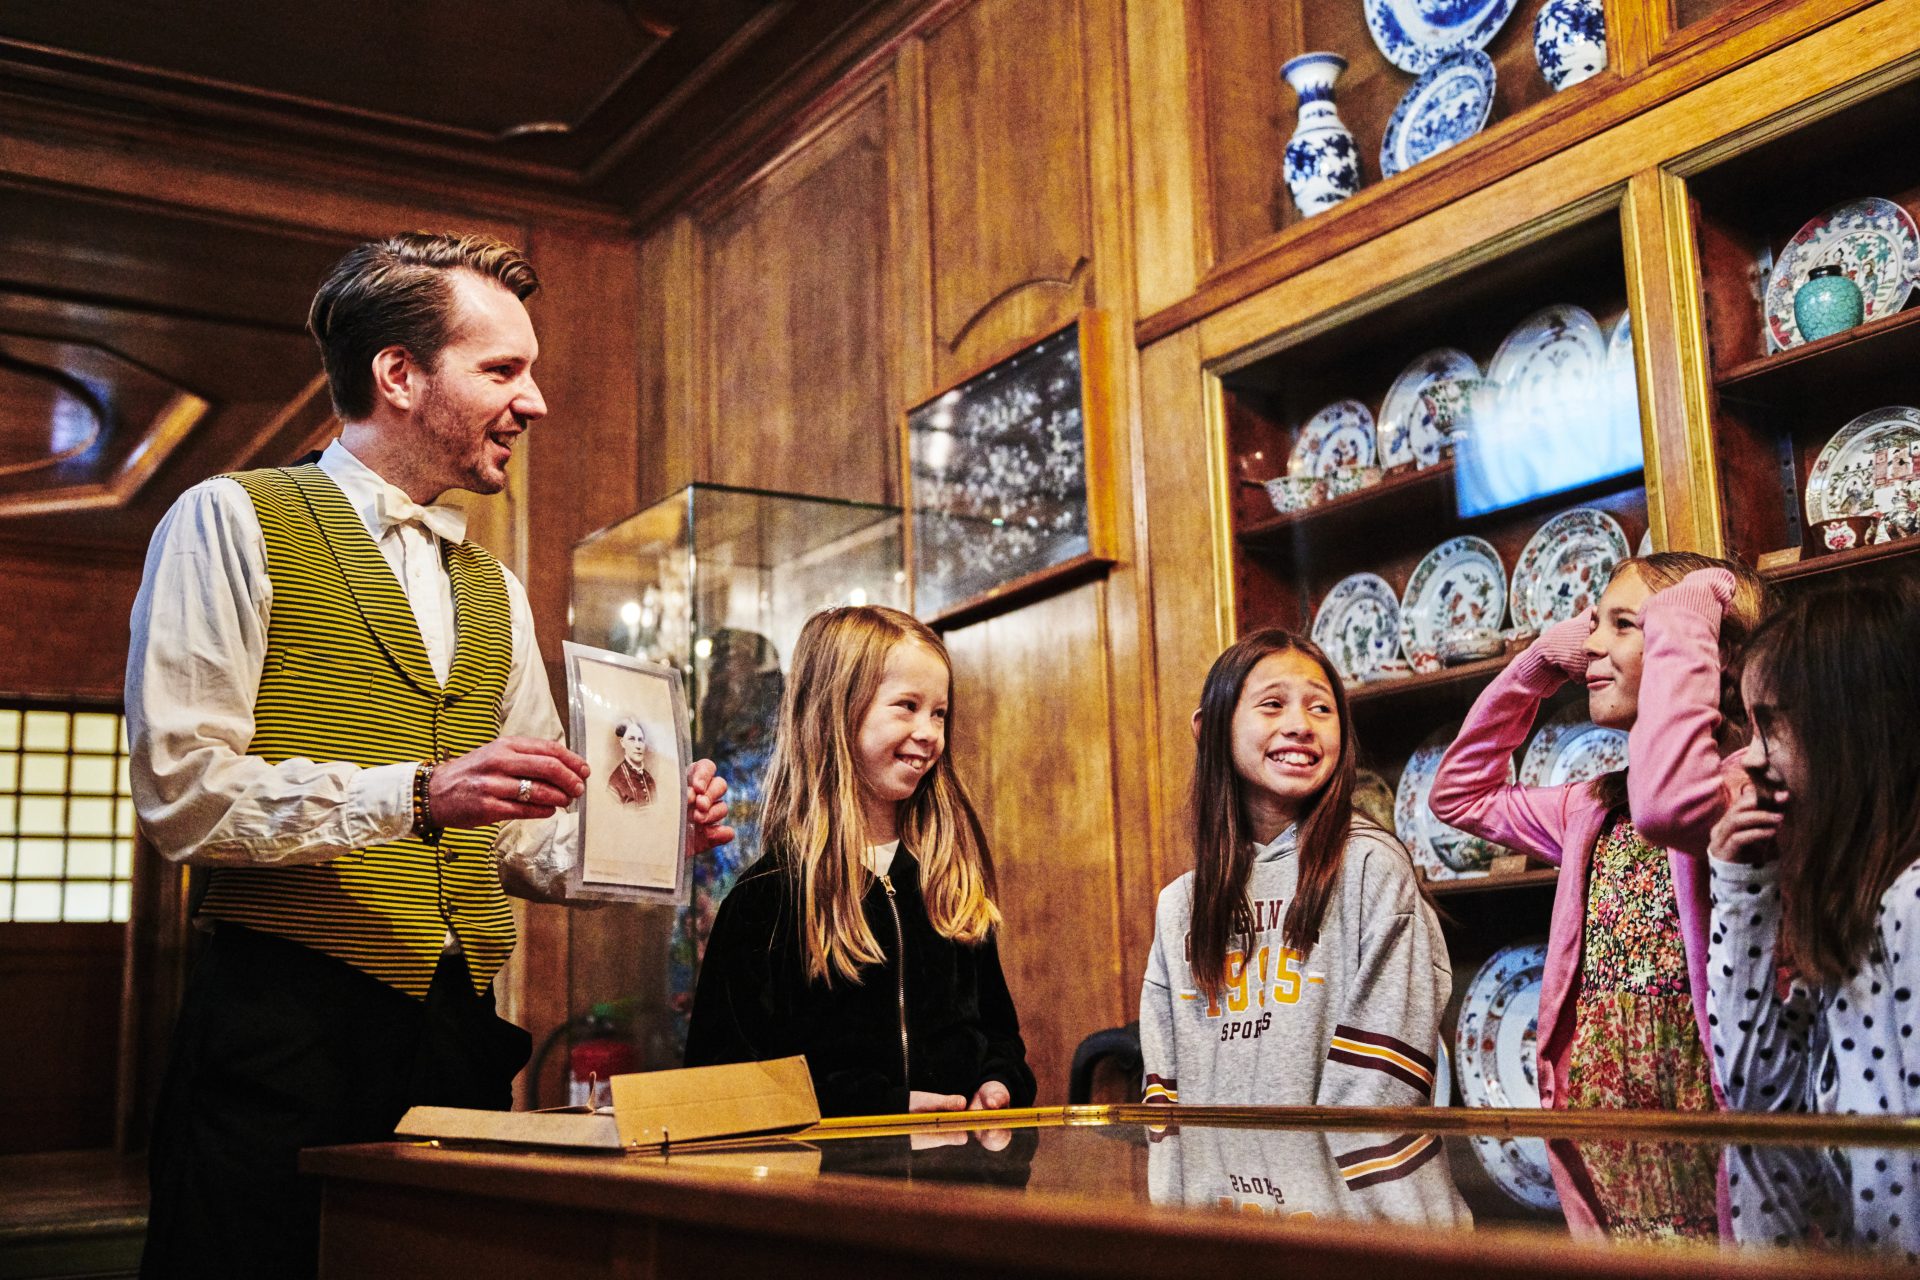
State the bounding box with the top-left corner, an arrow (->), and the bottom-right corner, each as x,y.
1587,551 -> 1774,811
1744,575 -> 1920,986
1187,630 -> 1356,1000
759,605 -> 999,984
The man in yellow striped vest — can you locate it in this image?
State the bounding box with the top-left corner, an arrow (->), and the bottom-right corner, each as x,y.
126,232 -> 734,1280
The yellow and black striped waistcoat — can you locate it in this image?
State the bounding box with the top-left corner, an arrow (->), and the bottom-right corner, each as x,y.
196,464 -> 515,998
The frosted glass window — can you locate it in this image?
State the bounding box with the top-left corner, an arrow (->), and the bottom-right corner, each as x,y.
63,882 -> 111,922
72,714 -> 118,754
18,840 -> 64,878
67,841 -> 113,880
14,882 -> 60,921
21,754 -> 67,793
69,799 -> 114,837
23,712 -> 69,752
0,705 -> 134,923
70,757 -> 116,795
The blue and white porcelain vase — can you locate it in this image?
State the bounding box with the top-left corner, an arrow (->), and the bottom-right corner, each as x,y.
1281,52 -> 1359,218
1534,0 -> 1607,92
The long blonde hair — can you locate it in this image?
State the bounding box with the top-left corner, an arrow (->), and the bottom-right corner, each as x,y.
760,605 -> 1000,984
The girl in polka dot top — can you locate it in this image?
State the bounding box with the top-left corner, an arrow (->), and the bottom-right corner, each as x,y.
1709,576 -> 1920,1257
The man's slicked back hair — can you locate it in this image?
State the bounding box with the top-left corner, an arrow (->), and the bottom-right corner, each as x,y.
307,231 -> 539,420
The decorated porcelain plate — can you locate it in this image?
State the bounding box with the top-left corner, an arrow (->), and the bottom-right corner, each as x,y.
1366,0 -> 1518,73
1393,725 -> 1507,879
1456,942 -> 1560,1210
1381,49 -> 1496,178
1354,769 -> 1398,832
1312,574 -> 1404,683
1764,197 -> 1920,352
1379,348 -> 1480,469
1520,706 -> 1628,787
1398,535 -> 1507,658
1805,405 -> 1920,523
1488,305 -> 1607,434
1508,507 -> 1628,631
1289,399 -> 1376,478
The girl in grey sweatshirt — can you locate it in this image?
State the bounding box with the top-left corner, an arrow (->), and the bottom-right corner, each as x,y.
1140,630 -> 1450,1109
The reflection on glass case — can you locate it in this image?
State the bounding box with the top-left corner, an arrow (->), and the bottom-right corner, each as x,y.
559,484 -> 905,1099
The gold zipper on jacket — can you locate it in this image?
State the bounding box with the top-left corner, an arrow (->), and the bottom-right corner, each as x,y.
878,873 -> 908,1088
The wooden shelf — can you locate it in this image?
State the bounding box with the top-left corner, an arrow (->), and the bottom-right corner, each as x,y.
1347,651 -> 1515,709
1760,534 -> 1920,583
1428,868 -> 1559,897
1237,462 -> 1453,549
1715,304 -> 1920,404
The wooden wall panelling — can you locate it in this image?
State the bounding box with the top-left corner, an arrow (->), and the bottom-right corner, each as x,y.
1123,0 -> 1208,319
1079,0 -> 1162,1012
1620,167 -> 1720,552
891,40 -> 937,410
943,581 -> 1126,1103
921,0 -> 1098,384
696,83 -> 901,505
517,223 -> 646,1107
1135,327 -> 1230,889
1607,0 -> 1660,75
636,215 -> 701,508
0,546 -> 145,700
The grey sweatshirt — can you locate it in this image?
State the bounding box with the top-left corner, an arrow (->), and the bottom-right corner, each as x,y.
1139,819 -> 1450,1107
1147,1122 -> 1471,1227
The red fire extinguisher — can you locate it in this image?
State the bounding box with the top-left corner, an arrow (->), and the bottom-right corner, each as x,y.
567,1001 -> 639,1109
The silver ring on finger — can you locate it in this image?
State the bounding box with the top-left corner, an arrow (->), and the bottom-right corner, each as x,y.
516,777 -> 534,804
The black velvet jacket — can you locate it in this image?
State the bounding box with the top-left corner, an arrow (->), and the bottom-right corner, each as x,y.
683,850 -> 1036,1117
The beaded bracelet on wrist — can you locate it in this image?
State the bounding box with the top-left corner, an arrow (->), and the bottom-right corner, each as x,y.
412,762 -> 442,846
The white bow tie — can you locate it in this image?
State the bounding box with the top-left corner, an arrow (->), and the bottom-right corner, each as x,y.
374,486 -> 467,544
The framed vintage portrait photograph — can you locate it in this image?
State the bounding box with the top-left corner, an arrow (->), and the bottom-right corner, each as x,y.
563,640 -> 691,905
905,311 -> 1118,626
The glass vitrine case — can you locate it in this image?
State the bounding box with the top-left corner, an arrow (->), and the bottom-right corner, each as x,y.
558,484 -> 905,1101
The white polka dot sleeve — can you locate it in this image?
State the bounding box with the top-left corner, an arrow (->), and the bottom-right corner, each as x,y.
1708,859 -> 1819,1111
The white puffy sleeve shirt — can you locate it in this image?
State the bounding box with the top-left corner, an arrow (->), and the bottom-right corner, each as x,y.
124,442 -> 576,903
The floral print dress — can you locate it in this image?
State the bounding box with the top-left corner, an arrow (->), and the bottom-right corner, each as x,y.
1563,812 -> 1718,1241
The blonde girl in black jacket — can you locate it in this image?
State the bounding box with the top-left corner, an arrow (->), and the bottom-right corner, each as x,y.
684,605 -> 1034,1117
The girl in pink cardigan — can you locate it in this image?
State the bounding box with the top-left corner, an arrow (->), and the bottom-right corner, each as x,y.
1429,551 -> 1769,1233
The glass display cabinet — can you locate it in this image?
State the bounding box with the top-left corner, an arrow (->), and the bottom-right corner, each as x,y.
556,484 -> 905,1102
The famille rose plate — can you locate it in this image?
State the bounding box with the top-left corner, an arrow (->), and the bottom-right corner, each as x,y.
1488,305 -> 1607,435
1398,535 -> 1507,658
1289,399 -> 1377,478
1393,725 -> 1507,879
1519,706 -> 1628,787
1764,197 -> 1920,352
1312,574 -> 1404,683
1379,348 -> 1480,469
1456,941 -> 1560,1211
1804,404 -> 1920,524
1380,48 -> 1496,178
1366,0 -> 1518,73
1508,507 -> 1628,632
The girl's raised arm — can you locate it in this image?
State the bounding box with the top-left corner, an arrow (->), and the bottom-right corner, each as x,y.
1428,613 -> 1592,865
1628,569 -> 1737,857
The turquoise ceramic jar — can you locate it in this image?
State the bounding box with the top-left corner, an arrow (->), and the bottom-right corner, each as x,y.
1794,264 -> 1865,342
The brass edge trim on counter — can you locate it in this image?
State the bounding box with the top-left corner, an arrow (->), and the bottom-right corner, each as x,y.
1103,1102 -> 1920,1147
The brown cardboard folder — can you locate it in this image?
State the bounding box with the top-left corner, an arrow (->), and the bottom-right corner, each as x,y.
394,1056 -> 819,1152
612,1055 -> 818,1147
